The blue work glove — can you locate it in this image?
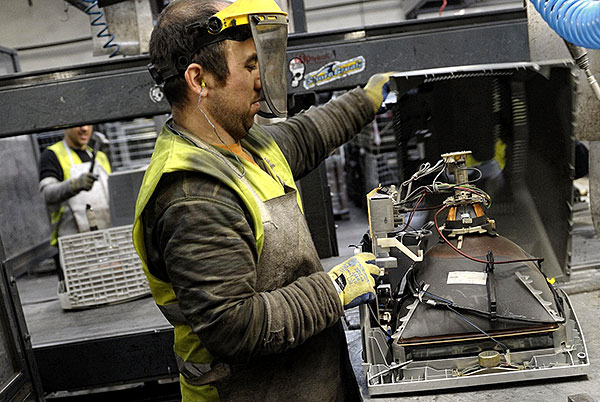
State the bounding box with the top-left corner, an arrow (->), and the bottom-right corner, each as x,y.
327,252 -> 380,309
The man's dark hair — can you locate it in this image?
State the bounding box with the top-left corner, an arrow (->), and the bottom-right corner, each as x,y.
149,0 -> 231,108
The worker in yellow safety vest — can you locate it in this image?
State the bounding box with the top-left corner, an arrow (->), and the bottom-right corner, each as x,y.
133,0 -> 395,400
39,125 -> 112,247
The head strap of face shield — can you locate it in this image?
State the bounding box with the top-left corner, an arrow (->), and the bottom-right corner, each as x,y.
147,23 -> 251,85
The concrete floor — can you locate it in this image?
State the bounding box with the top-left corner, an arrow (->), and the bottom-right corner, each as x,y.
322,203 -> 600,402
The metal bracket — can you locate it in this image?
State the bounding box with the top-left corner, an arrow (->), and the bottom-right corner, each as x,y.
392,284 -> 428,340
375,256 -> 398,269
377,237 -> 424,262
515,271 -> 564,322
485,250 -> 497,322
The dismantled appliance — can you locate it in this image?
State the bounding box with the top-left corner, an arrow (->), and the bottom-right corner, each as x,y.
360,151 -> 589,395
388,61 -> 577,280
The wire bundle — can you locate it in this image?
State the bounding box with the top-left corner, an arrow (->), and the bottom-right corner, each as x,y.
395,159 -> 540,265
398,159 -> 490,207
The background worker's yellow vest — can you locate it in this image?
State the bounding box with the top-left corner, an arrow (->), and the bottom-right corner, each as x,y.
47,142 -> 111,245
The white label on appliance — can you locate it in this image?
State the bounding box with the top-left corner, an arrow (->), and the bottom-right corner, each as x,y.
447,271 -> 487,285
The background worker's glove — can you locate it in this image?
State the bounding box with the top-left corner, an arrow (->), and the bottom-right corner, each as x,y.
363,72 -> 398,114
328,252 -> 380,309
71,172 -> 97,192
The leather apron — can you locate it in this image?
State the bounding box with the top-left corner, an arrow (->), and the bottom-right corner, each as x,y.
63,140 -> 111,232
171,128 -> 361,402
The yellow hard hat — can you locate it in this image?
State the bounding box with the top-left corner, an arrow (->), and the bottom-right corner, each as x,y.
208,0 -> 287,34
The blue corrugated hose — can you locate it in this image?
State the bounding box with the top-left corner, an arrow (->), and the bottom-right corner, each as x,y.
530,0 -> 600,49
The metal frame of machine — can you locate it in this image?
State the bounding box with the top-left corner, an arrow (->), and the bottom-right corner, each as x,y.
0,9 -> 529,138
361,293 -> 589,394
362,301 -> 588,393
0,46 -> 43,402
0,259 -> 43,401
388,61 -> 577,279
359,63 -> 590,394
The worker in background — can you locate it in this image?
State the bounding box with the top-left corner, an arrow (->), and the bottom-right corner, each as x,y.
133,0 -> 392,400
39,124 -> 112,248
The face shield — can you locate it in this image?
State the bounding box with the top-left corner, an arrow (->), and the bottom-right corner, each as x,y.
249,14 -> 288,118
209,0 -> 289,118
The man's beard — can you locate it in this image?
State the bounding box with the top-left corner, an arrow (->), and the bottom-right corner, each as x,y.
204,95 -> 254,142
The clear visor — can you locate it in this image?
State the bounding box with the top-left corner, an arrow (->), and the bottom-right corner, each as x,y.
250,14 -> 288,118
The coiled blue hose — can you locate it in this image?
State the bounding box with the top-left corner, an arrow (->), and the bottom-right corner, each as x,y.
530,0 -> 600,49
83,0 -> 120,57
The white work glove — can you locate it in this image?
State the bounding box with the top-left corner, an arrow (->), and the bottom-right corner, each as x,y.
327,252 -> 380,309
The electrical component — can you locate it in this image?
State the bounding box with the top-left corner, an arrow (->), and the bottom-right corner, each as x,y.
565,41 -> 600,101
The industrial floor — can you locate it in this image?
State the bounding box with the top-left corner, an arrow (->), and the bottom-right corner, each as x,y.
16,199 -> 600,401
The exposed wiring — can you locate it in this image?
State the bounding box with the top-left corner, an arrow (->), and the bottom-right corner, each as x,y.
422,290 -> 554,324
454,184 -> 490,201
431,160 -> 447,189
412,281 -> 509,351
399,160 -> 444,202
399,162 -> 488,206
439,0 -> 448,15
400,192 -> 427,231
445,305 -> 508,352
458,165 -> 483,184
433,204 -> 544,265
441,183 -> 492,208
368,303 -> 392,338
423,290 -> 453,304
400,182 -> 490,209
415,204 -> 445,211
83,0 -> 120,57
404,270 -> 552,324
367,360 -> 413,384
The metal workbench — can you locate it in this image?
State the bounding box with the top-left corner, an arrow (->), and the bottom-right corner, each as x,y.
16,275 -> 176,394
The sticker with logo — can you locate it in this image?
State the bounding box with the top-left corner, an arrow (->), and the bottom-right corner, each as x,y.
293,51 -> 335,65
288,57 -> 305,88
303,56 -> 366,90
